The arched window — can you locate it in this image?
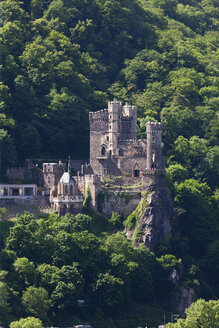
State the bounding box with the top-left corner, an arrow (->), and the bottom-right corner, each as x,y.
101,145 -> 106,156
151,152 -> 156,169
70,185 -> 73,196
133,162 -> 140,177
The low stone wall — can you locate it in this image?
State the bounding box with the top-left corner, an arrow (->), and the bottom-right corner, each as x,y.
0,197 -> 49,207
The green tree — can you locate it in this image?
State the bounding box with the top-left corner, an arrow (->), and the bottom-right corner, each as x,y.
175,179 -> 216,257
22,286 -> 51,320
92,272 -> 125,313
13,257 -> 36,286
166,164 -> 189,184
10,317 -> 43,328
6,213 -> 39,260
166,299 -> 219,328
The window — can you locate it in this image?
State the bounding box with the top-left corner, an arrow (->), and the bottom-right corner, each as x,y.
106,136 -> 109,141
101,146 -> 106,156
152,136 -> 156,142
133,163 -> 140,177
24,187 -> 34,196
10,188 -> 20,196
119,149 -> 124,156
70,185 -> 73,196
65,185 -> 68,195
134,170 -> 140,177
152,152 -> 155,162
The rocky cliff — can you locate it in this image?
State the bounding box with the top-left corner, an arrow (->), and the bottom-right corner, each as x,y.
126,176 -> 172,251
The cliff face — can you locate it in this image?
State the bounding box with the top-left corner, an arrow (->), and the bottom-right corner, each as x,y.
126,176 -> 172,251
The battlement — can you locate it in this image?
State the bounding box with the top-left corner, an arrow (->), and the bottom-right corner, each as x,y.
146,121 -> 162,132
118,138 -> 146,144
89,108 -> 108,122
123,102 -> 137,117
108,99 -> 123,113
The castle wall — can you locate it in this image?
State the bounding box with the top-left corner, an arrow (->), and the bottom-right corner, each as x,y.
98,191 -> 141,218
84,174 -> 101,209
43,162 -> 65,194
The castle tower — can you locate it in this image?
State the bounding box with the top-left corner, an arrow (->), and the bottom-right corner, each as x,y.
146,122 -> 163,171
108,98 -> 123,155
122,102 -> 137,139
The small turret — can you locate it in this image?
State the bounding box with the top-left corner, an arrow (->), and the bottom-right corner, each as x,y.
108,98 -> 123,155
146,122 -> 163,171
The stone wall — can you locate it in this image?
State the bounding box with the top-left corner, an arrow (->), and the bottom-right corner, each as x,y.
0,197 -> 49,206
97,190 -> 141,218
6,167 -> 25,180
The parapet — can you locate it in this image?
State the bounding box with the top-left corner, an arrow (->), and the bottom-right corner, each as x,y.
108,98 -> 123,114
123,102 -> 137,117
89,108 -> 108,122
146,121 -> 162,132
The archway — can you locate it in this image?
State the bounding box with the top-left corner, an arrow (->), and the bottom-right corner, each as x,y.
133,162 -> 140,177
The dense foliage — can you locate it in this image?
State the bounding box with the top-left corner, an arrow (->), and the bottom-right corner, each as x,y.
166,299 -> 219,327
0,0 -> 218,325
0,212 -> 173,326
0,0 -> 218,167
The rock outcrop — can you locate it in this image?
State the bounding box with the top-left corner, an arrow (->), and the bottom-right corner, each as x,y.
126,176 -> 172,251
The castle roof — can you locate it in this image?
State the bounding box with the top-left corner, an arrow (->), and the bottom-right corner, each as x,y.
59,172 -> 76,184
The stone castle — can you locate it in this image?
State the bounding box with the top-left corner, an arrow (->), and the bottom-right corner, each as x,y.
45,98 -> 165,216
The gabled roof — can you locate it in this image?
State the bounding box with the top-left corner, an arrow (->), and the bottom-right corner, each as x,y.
59,172 -> 75,184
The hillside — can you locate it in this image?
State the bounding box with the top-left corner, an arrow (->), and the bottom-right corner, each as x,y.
0,0 -> 218,167
0,0 -> 219,327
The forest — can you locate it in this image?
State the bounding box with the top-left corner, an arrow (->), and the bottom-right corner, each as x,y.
0,0 -> 219,326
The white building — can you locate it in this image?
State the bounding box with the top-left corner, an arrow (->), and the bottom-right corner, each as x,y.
0,184 -> 37,199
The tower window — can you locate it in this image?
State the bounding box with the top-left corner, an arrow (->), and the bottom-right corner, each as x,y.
107,136 -> 109,141
152,136 -> 156,142
109,125 -> 111,129
101,146 -> 106,156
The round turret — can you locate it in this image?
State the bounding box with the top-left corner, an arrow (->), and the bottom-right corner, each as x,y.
146,122 -> 163,171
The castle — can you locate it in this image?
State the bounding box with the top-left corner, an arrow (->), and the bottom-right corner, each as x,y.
46,99 -> 165,216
